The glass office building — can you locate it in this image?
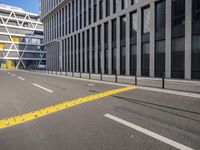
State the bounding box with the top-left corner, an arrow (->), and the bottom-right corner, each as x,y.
0,4 -> 45,69
41,0 -> 200,80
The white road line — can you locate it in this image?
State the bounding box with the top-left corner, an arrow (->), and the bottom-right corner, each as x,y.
18,76 -> 25,81
11,74 -> 15,77
104,114 -> 195,150
33,83 -> 53,93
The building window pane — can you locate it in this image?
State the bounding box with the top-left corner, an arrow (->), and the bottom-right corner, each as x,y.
192,35 -> 200,79
155,0 -> 165,33
172,0 -> 185,27
120,46 -> 126,75
142,42 -> 149,76
155,40 -> 165,77
171,37 -> 185,79
193,0 -> 200,24
142,7 -> 150,34
130,45 -> 136,75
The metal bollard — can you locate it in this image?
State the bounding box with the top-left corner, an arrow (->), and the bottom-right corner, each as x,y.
162,72 -> 165,89
80,71 -> 81,78
89,72 -> 91,79
135,75 -> 137,85
115,72 -> 118,83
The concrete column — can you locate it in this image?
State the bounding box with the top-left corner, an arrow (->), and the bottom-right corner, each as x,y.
137,8 -> 142,76
150,3 -> 155,77
101,23 -> 105,74
165,0 -> 172,78
108,20 -> 112,74
95,26 -> 98,73
185,0 -> 192,80
126,12 -> 130,75
116,17 -> 120,75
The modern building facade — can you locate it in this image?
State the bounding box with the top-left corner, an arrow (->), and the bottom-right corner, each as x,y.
0,4 -> 45,69
41,0 -> 200,80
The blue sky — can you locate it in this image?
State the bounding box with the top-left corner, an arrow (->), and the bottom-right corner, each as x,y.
0,0 -> 40,14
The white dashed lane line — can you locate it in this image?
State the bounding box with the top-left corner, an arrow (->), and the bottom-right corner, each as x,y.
104,114 -> 195,150
17,76 -> 25,81
33,83 -> 53,93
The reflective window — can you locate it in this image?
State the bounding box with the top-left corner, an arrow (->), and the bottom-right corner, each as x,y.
142,43 -> 149,76
192,35 -> 200,79
155,0 -> 165,33
172,0 -> 185,27
171,37 -> 185,78
155,40 -> 165,77
193,0 -> 200,24
120,16 -> 126,75
142,7 -> 150,34
130,45 -> 136,75
106,0 -> 110,17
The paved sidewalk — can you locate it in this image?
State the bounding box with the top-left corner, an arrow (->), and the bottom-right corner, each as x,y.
22,70 -> 200,94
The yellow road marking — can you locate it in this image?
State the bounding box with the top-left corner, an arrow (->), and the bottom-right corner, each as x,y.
0,86 -> 135,129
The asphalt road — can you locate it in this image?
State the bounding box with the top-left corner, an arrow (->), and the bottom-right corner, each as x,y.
0,70 -> 199,150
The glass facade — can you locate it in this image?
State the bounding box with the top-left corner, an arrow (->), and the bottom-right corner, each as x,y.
43,0 -> 200,80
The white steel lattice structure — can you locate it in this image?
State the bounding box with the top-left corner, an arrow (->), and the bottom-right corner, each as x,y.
0,3 -> 45,69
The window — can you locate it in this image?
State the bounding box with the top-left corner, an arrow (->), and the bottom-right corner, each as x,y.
120,16 -> 126,75
112,19 -> 117,74
141,43 -> 149,76
142,7 -> 150,34
155,40 -> 165,77
193,0 -> 200,24
100,0 -> 103,20
113,0 -> 116,14
94,0 -> 97,22
171,37 -> 185,78
155,1 -> 165,77
98,25 -> 101,73
87,30 -> 90,73
104,23 -> 109,74
106,0 -> 110,17
172,0 -> 185,27
82,32 -> 85,72
155,0 -> 165,33
130,45 -> 137,75
192,35 -> 200,79
92,28 -> 95,73
130,12 -> 137,75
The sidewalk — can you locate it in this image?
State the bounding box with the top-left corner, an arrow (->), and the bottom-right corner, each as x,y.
22,70 -> 200,94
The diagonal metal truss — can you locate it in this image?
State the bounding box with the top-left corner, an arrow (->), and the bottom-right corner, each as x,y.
0,8 -> 45,69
